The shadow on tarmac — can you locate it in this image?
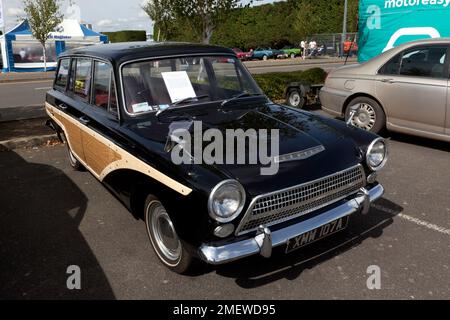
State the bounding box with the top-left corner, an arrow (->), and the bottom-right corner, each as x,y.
0,151 -> 115,299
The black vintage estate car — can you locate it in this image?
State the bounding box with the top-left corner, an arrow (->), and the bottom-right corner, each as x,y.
46,42 -> 388,274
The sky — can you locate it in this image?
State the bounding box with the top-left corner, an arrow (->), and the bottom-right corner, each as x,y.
2,0 -> 279,34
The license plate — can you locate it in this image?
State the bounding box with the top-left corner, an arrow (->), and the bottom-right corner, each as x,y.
286,216 -> 349,254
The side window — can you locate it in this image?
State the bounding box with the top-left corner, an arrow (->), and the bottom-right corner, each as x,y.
55,59 -> 70,89
92,61 -> 111,110
379,54 -> 401,75
399,46 -> 447,78
74,58 -> 92,100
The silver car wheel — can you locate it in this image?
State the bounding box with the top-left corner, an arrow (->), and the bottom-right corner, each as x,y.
147,200 -> 182,262
351,103 -> 376,130
289,91 -> 301,107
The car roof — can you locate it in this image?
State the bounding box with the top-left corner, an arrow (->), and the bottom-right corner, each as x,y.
59,41 -> 236,66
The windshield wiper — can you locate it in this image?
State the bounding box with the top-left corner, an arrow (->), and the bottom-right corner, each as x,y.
220,92 -> 264,108
156,95 -> 209,118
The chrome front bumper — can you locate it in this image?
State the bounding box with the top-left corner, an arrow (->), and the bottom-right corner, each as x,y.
199,184 -> 384,265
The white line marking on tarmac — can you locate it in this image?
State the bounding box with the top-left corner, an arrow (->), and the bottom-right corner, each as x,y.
372,203 -> 450,237
397,213 -> 450,236
0,80 -> 53,86
35,87 -> 52,90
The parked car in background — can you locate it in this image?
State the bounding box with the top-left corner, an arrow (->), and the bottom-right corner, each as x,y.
233,48 -> 252,61
320,38 -> 450,142
272,48 -> 288,59
282,46 -> 302,59
250,47 -> 274,60
46,42 -> 387,274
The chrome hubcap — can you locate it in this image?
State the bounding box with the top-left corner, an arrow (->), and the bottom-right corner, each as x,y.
289,92 -> 301,107
351,103 -> 376,130
148,201 -> 181,262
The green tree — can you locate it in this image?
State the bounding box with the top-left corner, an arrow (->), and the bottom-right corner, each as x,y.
142,0 -> 173,41
293,0 -> 359,39
142,0 -> 243,44
22,0 -> 63,71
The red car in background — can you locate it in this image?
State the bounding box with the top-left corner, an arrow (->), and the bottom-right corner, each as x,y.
233,48 -> 252,61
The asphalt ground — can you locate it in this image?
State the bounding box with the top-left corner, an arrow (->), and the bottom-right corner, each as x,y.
0,108 -> 449,300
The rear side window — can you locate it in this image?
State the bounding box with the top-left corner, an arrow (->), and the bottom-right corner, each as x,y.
399,46 -> 447,78
74,58 -> 92,100
55,59 -> 70,89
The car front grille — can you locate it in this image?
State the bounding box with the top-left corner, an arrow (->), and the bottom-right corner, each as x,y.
236,164 -> 366,235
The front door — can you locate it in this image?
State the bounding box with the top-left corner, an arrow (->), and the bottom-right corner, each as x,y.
376,45 -> 449,135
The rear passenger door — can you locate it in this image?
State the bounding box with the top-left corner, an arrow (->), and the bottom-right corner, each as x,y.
79,60 -> 121,178
48,57 -> 86,162
376,45 -> 449,134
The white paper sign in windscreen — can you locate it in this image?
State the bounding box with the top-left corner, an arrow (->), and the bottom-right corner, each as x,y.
161,71 -> 196,103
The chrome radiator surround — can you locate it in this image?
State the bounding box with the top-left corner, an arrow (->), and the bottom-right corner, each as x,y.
235,164 -> 366,235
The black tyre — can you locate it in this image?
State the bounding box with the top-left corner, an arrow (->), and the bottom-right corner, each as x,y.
290,53 -> 296,59
286,88 -> 306,109
345,97 -> 386,134
61,132 -> 83,170
144,195 -> 195,274
262,55 -> 268,61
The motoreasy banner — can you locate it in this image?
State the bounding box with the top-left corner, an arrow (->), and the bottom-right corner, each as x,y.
358,0 -> 450,62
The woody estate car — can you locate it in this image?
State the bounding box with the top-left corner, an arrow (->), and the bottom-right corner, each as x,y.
46,42 -> 387,274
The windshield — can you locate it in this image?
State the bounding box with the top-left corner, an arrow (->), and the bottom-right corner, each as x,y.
122,55 -> 263,115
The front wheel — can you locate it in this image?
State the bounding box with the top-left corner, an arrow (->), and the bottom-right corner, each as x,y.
144,195 -> 195,274
345,97 -> 386,133
262,55 -> 268,61
290,53 -> 296,59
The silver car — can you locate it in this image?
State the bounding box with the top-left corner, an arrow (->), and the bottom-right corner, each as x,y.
320,38 -> 450,142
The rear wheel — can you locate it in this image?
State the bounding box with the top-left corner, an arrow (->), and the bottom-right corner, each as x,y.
286,88 -> 306,109
262,55 -> 268,61
290,53 -> 296,59
144,195 -> 195,274
345,97 -> 386,133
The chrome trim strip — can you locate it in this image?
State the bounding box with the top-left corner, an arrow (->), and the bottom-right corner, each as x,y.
199,184 -> 384,265
235,164 -> 366,236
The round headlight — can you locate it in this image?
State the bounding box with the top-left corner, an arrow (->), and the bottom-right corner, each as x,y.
208,180 -> 246,223
366,138 -> 388,171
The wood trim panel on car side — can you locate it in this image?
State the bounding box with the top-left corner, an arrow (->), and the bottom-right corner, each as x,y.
45,102 -> 193,196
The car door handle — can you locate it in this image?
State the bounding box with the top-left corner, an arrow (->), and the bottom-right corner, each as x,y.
380,78 -> 395,83
58,103 -> 68,110
79,116 -> 90,125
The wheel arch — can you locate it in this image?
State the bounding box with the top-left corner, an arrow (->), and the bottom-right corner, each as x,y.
343,93 -> 387,117
285,83 -> 308,98
102,168 -> 184,220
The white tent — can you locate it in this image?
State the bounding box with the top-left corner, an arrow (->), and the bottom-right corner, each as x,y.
1,19 -> 107,72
